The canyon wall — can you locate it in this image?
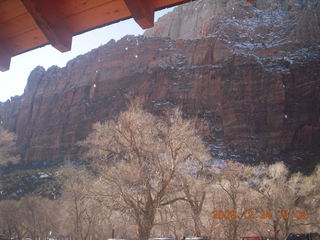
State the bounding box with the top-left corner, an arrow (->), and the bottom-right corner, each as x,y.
0,0 -> 319,167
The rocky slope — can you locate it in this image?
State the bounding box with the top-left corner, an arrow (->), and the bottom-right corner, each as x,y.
0,0 -> 319,169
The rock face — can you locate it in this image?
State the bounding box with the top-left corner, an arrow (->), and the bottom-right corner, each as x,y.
0,0 -> 319,167
145,0 -> 320,45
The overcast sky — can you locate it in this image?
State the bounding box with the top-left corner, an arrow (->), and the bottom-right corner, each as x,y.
0,9 -> 171,102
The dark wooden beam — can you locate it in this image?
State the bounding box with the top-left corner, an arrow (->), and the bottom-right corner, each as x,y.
0,41 -> 11,72
21,0 -> 72,52
124,0 -> 155,29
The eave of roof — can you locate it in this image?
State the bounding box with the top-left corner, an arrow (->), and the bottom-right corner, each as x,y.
0,0 -> 194,71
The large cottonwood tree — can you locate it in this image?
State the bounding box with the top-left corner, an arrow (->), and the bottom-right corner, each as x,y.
80,100 -> 210,240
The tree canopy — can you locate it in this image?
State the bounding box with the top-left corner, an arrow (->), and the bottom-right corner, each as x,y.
79,100 -> 211,240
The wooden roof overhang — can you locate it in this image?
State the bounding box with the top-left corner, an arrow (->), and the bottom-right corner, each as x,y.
0,0 -> 193,71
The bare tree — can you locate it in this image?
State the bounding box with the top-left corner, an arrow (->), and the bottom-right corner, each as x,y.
179,173 -> 212,237
252,162 -> 320,239
0,126 -> 19,165
210,161 -> 258,240
80,100 -> 211,240
0,200 -> 28,240
58,166 -> 105,240
18,196 -> 60,240
301,165 -> 320,232
152,195 -> 194,239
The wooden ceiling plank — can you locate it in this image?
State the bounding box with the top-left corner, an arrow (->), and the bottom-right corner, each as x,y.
123,0 -> 155,29
64,1 -> 130,33
20,0 -> 72,52
8,28 -> 48,56
57,0 -> 116,19
0,41 -> 11,71
0,0 -> 25,23
0,13 -> 36,39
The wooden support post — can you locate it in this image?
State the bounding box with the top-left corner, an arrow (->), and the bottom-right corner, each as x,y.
21,0 -> 72,52
124,0 -> 155,29
0,42 -> 11,71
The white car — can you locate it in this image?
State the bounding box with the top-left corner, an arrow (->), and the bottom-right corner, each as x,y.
186,238 -> 209,240
149,238 -> 176,240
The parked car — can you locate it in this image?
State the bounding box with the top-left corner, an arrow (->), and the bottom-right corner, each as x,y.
186,237 -> 209,240
149,238 -> 176,240
107,239 -> 128,240
240,237 -> 270,240
0,235 -> 10,240
284,233 -> 320,240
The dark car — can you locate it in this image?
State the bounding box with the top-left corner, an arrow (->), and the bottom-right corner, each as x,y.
284,233 -> 320,240
0,235 -> 11,240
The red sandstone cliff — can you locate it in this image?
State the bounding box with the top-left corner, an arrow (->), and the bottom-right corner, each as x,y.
0,0 -> 319,165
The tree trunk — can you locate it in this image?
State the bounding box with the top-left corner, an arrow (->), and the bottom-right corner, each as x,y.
137,205 -> 156,240
232,221 -> 238,240
273,219 -> 279,240
138,224 -> 153,240
188,191 -> 206,237
193,212 -> 202,236
284,218 -> 290,237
